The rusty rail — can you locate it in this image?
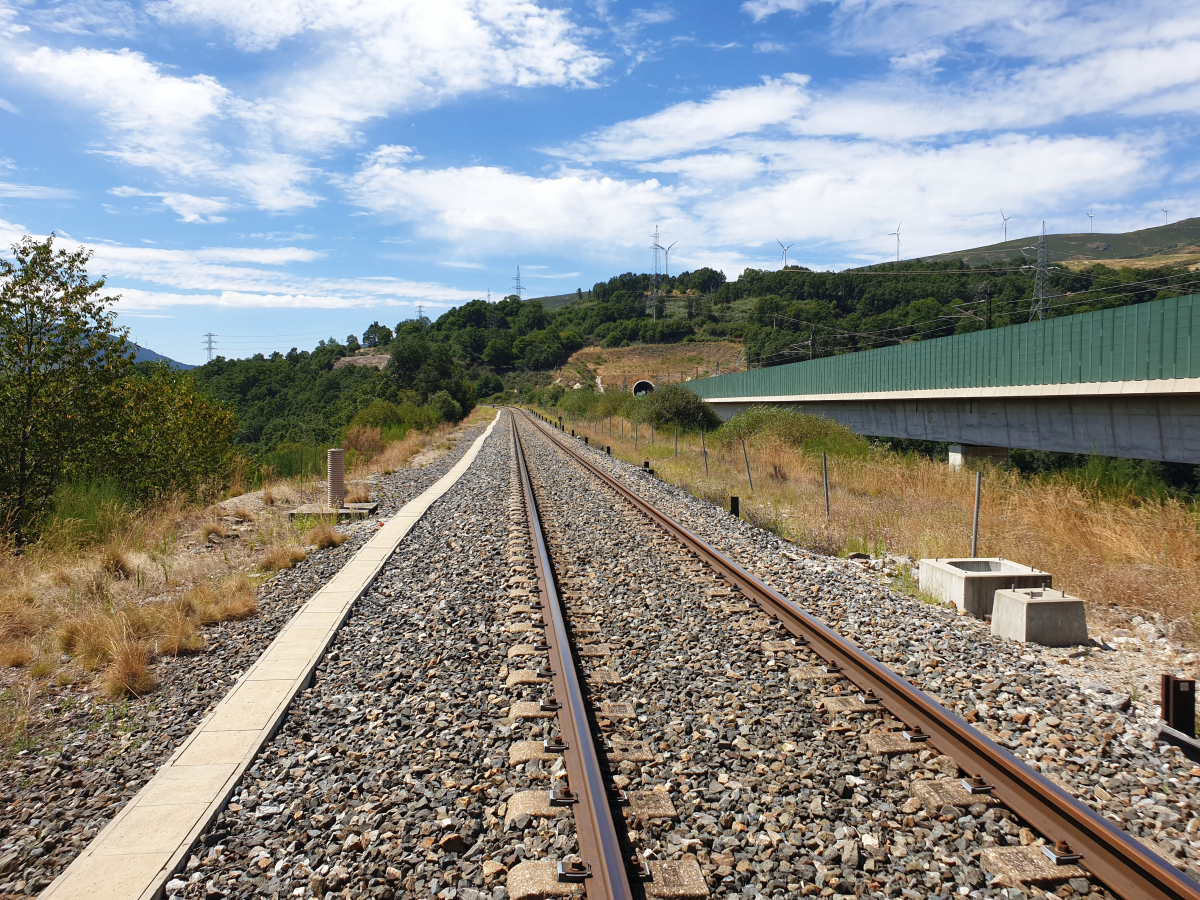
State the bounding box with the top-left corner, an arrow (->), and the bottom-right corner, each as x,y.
510,413 -> 635,900
516,408 -> 1200,900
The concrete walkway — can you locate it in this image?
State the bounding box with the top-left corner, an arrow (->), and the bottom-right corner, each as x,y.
41,412 -> 502,900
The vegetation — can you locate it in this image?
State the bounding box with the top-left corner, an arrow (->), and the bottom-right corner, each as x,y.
0,236 -> 236,544
561,406 -> 1200,648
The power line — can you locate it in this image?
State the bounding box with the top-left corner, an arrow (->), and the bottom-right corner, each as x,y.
202,332 -> 217,362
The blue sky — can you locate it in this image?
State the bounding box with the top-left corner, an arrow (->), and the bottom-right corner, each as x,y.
1,0 -> 1197,364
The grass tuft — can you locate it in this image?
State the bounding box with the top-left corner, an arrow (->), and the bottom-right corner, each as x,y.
305,523 -> 346,549
197,520 -> 228,541
260,545 -> 307,572
0,642 -> 34,668
101,634 -> 157,698
344,484 -> 370,504
101,546 -> 134,579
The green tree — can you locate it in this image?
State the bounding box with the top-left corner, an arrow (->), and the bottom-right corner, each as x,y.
92,364 -> 237,500
0,235 -> 132,544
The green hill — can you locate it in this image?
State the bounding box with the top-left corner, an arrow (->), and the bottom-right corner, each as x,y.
924,217 -> 1200,268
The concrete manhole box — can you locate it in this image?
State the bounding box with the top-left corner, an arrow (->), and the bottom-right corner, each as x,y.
918,557 -> 1051,619
991,587 -> 1088,646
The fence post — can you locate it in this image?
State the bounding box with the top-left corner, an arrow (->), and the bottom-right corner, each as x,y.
971,470 -> 982,557
741,439 -> 754,492
674,426 -> 678,459
635,424 -> 638,449
702,429 -> 709,476
822,451 -> 830,521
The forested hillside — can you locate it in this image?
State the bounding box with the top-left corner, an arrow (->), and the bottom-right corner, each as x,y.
193,257 -> 1199,455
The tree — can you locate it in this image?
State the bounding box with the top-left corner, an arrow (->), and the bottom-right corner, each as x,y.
0,235 -> 133,544
362,321 -> 393,348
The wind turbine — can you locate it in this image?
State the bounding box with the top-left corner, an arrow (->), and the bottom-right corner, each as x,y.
664,240 -> 678,277
1000,209 -> 1011,243
777,240 -> 794,268
1087,212 -> 1094,233
1163,208 -> 1170,226
888,223 -> 901,262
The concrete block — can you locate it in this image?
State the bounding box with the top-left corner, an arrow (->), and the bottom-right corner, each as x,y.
948,444 -> 1010,469
991,588 -> 1088,647
919,557 -> 1051,618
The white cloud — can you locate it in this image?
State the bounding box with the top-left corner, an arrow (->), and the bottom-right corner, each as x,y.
111,186 -> 230,223
560,74 -> 812,162
345,147 -> 689,252
0,182 -> 75,199
741,0 -> 813,23
2,1 -> 606,212
151,0 -> 608,151
753,41 -> 787,53
889,47 -> 944,74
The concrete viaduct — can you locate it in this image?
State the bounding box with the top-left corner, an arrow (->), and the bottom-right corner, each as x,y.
686,293 -> 1200,465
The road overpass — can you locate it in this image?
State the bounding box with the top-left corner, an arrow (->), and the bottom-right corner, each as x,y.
686,293 -> 1200,464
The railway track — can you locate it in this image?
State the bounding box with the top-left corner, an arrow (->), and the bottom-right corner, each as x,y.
160,408 -> 1198,900
509,408 -> 1200,900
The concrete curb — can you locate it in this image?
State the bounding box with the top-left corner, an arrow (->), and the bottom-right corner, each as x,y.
40,411 -> 502,900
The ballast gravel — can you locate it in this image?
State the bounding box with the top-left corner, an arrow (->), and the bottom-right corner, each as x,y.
530,418 -> 1200,889
181,416 -> 578,900
516,417 -> 1117,900
0,422 -> 489,898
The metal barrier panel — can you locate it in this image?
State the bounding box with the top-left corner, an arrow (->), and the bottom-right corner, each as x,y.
688,292 -> 1200,398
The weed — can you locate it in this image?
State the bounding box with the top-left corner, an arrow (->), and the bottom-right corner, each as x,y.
29,655 -> 57,679
231,506 -> 254,521
262,487 -> 276,506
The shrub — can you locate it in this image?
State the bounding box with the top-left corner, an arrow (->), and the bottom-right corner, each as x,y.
350,399 -> 403,431
344,425 -> 383,453
714,405 -> 867,454
640,384 -> 721,431
429,390 -> 462,423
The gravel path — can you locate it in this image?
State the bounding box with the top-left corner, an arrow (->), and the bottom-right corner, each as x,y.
0,420 -> 490,898
525,419 -> 1200,890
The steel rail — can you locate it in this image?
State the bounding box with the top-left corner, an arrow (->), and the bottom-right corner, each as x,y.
516,408 -> 1200,900
510,413 -> 635,900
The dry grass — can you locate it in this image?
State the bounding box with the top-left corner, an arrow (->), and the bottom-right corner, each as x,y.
575,415 -> 1200,646
359,430 -> 430,476
231,505 -> 254,521
183,576 -> 259,625
344,483 -> 371,504
197,520 -> 228,541
100,633 -> 157,698
260,545 -> 307,572
345,425 -> 383,453
262,486 -> 276,506
101,545 -> 134,579
305,522 -> 346,549
0,642 -> 34,668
